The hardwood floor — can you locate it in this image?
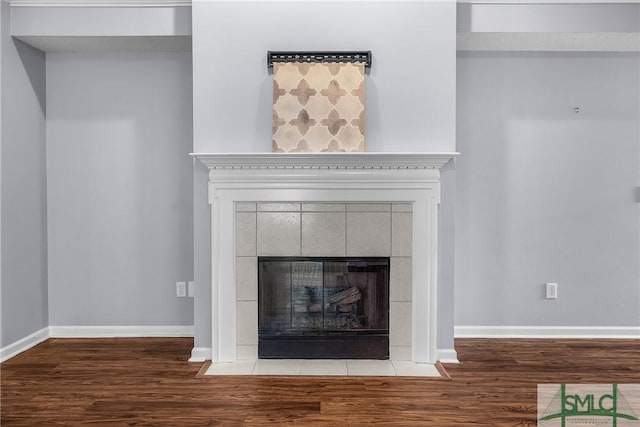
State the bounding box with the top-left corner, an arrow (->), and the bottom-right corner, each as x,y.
1,338 -> 638,426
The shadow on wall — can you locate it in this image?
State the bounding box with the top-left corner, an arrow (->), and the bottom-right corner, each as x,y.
14,37 -> 46,113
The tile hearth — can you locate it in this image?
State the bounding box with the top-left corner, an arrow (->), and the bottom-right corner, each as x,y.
205,359 -> 441,377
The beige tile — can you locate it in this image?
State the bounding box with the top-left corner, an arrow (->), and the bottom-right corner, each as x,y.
253,359 -> 302,375
346,360 -> 395,376
392,212 -> 412,256
257,212 -> 301,256
236,301 -> 258,345
299,360 -> 348,376
301,212 -> 346,257
390,257 -> 412,302
205,360 -> 256,376
391,361 -> 440,377
236,257 -> 257,301
257,203 -> 301,212
347,203 -> 391,212
346,212 -> 391,256
301,203 -> 346,212
236,212 -> 256,256
390,302 -> 412,346
392,203 -> 413,213
236,345 -> 258,360
389,346 -> 412,361
236,202 -> 257,212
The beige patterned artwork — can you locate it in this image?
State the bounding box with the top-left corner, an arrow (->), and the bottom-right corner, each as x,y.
272,62 -> 366,152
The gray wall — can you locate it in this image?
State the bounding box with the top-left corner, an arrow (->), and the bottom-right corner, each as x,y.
455,52 -> 640,328
46,51 -> 194,327
0,1 -> 48,347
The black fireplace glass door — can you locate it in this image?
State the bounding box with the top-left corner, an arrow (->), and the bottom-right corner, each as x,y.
291,261 -> 323,331
323,260 -> 389,332
258,257 -> 389,359
258,260 -> 292,333
259,258 -> 389,336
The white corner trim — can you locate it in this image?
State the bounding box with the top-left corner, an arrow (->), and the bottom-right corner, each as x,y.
455,325 -> 640,339
0,327 -> 50,363
436,348 -> 460,364
189,347 -> 212,362
9,0 -> 191,6
49,325 -> 194,338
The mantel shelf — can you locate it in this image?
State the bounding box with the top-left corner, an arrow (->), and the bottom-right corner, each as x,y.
190,152 -> 458,171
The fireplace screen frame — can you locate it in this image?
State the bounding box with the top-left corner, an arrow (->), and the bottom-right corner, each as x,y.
258,256 -> 390,359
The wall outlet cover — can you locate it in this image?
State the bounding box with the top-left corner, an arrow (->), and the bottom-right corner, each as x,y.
176,282 -> 187,297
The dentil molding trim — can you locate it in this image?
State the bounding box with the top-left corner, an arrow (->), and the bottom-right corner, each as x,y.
190,152 -> 458,171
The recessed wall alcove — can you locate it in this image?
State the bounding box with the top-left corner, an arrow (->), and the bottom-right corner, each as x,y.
192,152 -> 457,364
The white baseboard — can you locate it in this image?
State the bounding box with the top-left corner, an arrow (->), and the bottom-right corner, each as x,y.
436,348 -> 459,364
49,325 -> 194,338
189,346 -> 212,362
455,325 -> 640,339
1,327 -> 50,363
1,325 -> 195,363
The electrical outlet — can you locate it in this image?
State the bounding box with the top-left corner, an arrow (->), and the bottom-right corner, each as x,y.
176,282 -> 187,298
546,283 -> 558,300
187,281 -> 195,298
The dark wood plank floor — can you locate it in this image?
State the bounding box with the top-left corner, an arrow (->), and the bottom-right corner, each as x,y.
1,338 -> 638,426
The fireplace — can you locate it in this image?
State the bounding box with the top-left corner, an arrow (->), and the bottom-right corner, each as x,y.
192,152 -> 456,363
258,257 -> 390,359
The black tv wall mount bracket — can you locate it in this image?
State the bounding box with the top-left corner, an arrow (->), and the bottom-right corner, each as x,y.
267,51 -> 372,75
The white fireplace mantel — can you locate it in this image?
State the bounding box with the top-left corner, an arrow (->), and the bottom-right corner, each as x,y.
192,152 -> 458,364
193,152 -> 457,171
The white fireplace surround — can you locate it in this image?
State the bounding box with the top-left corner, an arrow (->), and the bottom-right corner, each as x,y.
193,152 -> 457,364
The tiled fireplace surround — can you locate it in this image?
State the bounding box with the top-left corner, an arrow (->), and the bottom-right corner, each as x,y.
194,152 -> 456,364
236,202 -> 412,360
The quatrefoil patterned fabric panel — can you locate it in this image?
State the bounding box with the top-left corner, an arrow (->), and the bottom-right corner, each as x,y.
272,62 -> 366,152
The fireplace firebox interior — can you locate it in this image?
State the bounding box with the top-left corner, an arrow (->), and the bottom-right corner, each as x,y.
258,257 -> 390,359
